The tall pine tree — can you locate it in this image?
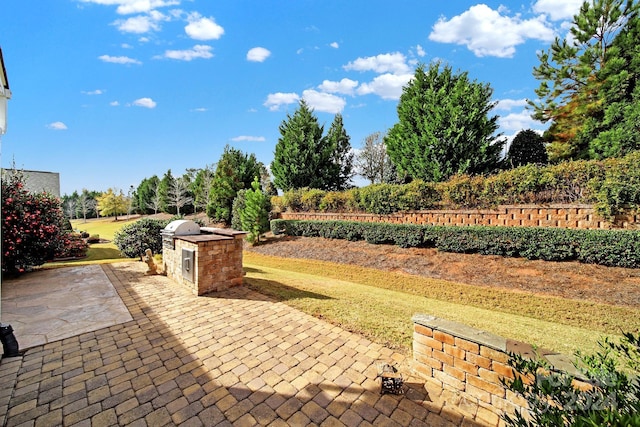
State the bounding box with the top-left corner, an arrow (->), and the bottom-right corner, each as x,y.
584,6 -> 640,158
385,63 -> 504,182
271,100 -> 353,191
530,0 -> 639,161
324,114 -> 354,191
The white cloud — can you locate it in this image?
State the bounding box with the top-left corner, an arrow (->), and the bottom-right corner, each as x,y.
356,73 -> 413,100
264,92 -> 300,111
495,98 -> 528,111
343,52 -> 410,74
184,12 -> 224,40
98,54 -> 142,64
82,89 -> 105,95
231,135 -> 266,142
159,45 -> 213,61
429,4 -> 555,58
114,12 -> 167,33
132,97 -> 157,108
110,101 -> 120,106
415,44 -> 426,57
301,90 -> 346,114
47,121 -> 68,130
330,42 -> 339,49
246,47 -> 271,62
317,78 -> 359,95
191,107 -> 207,112
79,0 -> 180,15
533,0 -> 583,21
498,110 -> 540,131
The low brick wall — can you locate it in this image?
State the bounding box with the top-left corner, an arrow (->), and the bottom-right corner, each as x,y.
278,204 -> 640,229
411,315 -> 582,425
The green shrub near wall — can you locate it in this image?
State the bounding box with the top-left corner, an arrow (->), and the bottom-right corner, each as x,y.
271,219 -> 640,268
271,152 -> 640,219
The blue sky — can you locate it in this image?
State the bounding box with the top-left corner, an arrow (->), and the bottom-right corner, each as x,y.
1,0 -> 584,195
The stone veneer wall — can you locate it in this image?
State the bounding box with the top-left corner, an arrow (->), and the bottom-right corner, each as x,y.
278,204 -> 640,229
411,315 -> 585,426
163,229 -> 245,296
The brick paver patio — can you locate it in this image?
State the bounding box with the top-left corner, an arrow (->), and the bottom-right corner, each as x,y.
0,262 -> 489,426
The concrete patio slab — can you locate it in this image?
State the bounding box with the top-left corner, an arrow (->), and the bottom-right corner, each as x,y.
1,264 -> 132,350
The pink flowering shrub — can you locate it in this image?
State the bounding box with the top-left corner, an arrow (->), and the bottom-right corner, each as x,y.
1,171 -> 71,275
54,232 -> 88,259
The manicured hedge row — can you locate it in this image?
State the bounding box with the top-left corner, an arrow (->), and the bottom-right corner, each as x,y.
270,219 -> 640,268
271,151 -> 640,219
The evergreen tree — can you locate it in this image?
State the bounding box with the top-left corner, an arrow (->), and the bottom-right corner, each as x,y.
385,63 -> 504,182
584,8 -> 640,158
271,100 -> 353,191
207,146 -> 265,224
136,176 -> 160,215
506,129 -> 548,168
230,189 -> 247,232
158,170 -> 174,214
530,0 -> 639,161
240,178 -> 270,244
324,114 -> 354,190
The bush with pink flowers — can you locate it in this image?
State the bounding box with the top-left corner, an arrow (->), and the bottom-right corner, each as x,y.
1,171 -> 72,275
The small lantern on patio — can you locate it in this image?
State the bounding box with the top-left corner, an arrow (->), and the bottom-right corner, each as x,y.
377,362 -> 404,395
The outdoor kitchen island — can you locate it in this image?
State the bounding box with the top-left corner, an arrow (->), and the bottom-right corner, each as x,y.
161,220 -> 246,296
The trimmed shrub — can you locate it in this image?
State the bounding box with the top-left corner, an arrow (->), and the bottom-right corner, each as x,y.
55,232 -> 89,258
270,219 -> 640,268
300,188 -> 326,211
87,234 -> 101,244
272,152 -> 640,219
577,229 -> 640,268
319,190 -> 358,212
270,195 -> 285,213
113,218 -> 169,259
439,174 -> 486,208
281,188 -> 306,212
591,152 -> 640,218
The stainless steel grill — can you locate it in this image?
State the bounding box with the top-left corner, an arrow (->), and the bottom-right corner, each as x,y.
161,220 -> 200,250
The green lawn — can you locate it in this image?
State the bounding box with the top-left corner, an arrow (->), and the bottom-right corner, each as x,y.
243,252 -> 639,356
43,217 -> 137,268
71,217 -> 139,241
49,217 -> 638,357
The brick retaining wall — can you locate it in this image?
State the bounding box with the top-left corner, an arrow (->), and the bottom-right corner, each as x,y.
411,315 -> 587,425
277,204 -> 640,229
